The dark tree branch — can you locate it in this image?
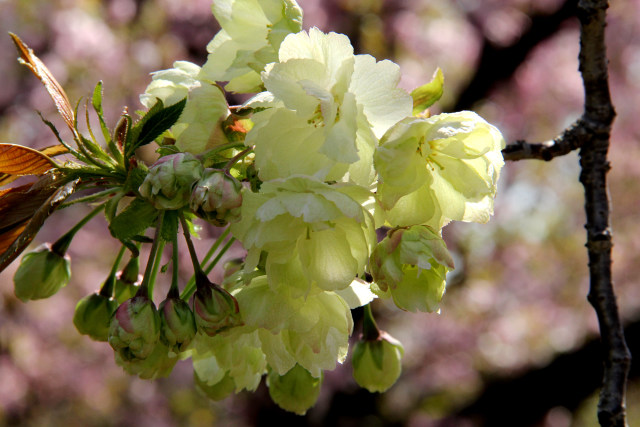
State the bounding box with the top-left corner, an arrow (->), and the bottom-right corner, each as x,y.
576,1 -> 631,426
502,119 -> 588,161
453,0 -> 576,111
500,1 -> 630,425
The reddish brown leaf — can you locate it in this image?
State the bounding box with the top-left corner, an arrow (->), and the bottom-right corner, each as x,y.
0,220 -> 28,254
10,33 -> 76,136
40,144 -> 69,158
0,144 -> 67,187
0,143 -> 56,175
0,174 -> 77,272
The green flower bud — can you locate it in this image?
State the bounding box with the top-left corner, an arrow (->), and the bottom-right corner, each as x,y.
115,341 -> 178,379
13,243 -> 71,302
352,332 -> 404,393
159,297 -> 197,352
194,370 -> 235,401
108,296 -> 161,361
266,364 -> 322,415
369,225 -> 454,313
139,152 -> 204,210
73,293 -> 118,341
190,168 -> 243,226
193,277 -> 243,336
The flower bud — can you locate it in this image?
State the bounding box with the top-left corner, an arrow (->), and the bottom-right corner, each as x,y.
139,152 -> 204,210
159,297 -> 197,352
193,278 -> 243,336
13,243 -> 71,302
352,332 -> 404,393
190,168 -> 243,226
267,364 -> 322,415
108,296 -> 161,361
369,225 -> 454,313
73,293 -> 118,341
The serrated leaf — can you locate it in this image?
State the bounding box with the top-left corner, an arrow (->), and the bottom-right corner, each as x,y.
161,210 -> 179,242
0,176 -> 77,272
109,198 -> 158,241
10,33 -> 76,136
411,68 -> 444,115
126,98 -> 186,157
0,144 -> 60,187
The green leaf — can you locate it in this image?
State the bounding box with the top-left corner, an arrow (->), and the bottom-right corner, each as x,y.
123,165 -> 148,195
109,198 -> 158,241
92,82 -> 114,148
161,210 -> 179,243
126,98 -> 187,157
410,68 -> 444,115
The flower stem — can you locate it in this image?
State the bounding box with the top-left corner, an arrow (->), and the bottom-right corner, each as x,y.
168,232 -> 180,299
51,203 -> 105,255
99,245 -> 127,298
179,229 -> 234,301
362,304 -> 381,341
224,146 -> 253,170
179,212 -> 208,288
137,211 -> 165,299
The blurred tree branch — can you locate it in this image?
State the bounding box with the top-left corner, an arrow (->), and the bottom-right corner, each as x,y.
454,0 -> 576,111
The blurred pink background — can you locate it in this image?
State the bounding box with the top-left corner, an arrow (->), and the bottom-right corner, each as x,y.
1,1 -> 639,425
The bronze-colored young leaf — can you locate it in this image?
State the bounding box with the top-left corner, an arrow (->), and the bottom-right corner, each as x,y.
0,143 -> 57,175
9,33 -> 76,136
0,144 -> 67,187
0,176 -> 77,273
0,220 -> 28,255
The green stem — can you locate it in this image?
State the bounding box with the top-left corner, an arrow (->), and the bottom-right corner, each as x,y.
51,203 -> 105,255
168,233 -> 180,299
180,229 -> 234,300
201,227 -> 231,267
137,211 -> 165,299
99,245 -> 127,298
179,213 -> 204,275
362,304 -> 381,341
204,237 -> 235,275
224,146 -> 253,170
147,238 -> 166,300
59,187 -> 121,209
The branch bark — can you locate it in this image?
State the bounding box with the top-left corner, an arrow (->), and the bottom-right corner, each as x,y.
503,1 -> 630,425
576,1 -> 631,426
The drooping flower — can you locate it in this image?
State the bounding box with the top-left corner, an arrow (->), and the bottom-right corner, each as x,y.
369,226 -> 454,313
159,297 -> 197,353
198,0 -> 304,93
235,275 -> 355,377
375,111 -> 505,228
193,277 -> 243,336
230,176 -> 377,295
245,28 -> 412,186
108,295 -> 161,361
